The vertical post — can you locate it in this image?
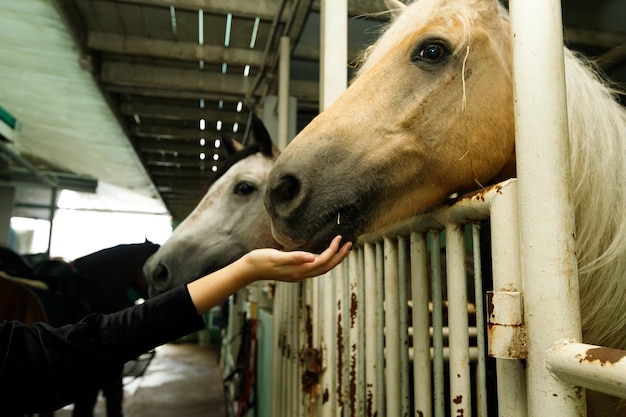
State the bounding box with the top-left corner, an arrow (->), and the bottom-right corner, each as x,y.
277,36 -> 290,151
319,2 -> 347,413
363,243 -> 381,416
411,233 -> 432,417
319,0 -> 347,111
509,0 -> 585,415
489,183 -> 528,416
444,224 -> 472,416
0,186 -> 16,247
383,238 -> 402,416
430,231 -> 445,417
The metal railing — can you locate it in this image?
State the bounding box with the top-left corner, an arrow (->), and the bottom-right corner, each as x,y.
270,179 -> 626,417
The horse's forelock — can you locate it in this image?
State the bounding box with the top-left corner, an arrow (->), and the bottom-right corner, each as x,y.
357,0 -> 507,77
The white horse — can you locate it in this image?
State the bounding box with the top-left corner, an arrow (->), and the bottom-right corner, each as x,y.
264,0 -> 626,414
144,114 -> 280,296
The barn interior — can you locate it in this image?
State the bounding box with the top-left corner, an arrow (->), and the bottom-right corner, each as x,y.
1,0 -> 625,416
1,0 -> 624,227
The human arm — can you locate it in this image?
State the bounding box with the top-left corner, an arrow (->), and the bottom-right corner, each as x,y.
0,236 -> 350,413
187,235 -> 352,314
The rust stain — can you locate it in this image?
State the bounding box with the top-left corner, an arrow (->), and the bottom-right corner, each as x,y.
349,343 -> 357,417
305,304 -> 313,348
453,395 -> 463,404
584,347 -> 626,365
417,411 -> 424,417
336,303 -> 344,407
366,383 -> 374,417
323,388 -> 329,403
301,348 -> 322,394
350,292 -> 358,327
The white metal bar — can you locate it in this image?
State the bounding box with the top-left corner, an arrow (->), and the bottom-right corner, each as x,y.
547,342 -> 626,399
397,238 -> 411,414
289,284 -> 300,416
509,0 -> 584,415
318,3 -> 347,412
302,277 -> 316,415
444,223 -> 472,417
340,258 -> 350,413
383,237 -> 402,416
375,242 -> 386,416
277,36 -> 290,150
319,0 -> 347,111
363,243 -> 380,416
356,249 -> 366,415
430,231 -> 445,417
472,224 -> 488,417
271,285 -> 283,417
348,248 -> 364,416
488,180 -> 528,417
320,272 -> 335,417
411,232 -> 432,417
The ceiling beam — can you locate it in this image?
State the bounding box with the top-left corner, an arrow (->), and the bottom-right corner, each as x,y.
564,27 -> 626,49
132,125 -> 230,139
101,62 -> 255,95
88,32 -> 266,67
108,0 -> 291,20
596,42 -> 626,71
120,102 -> 250,122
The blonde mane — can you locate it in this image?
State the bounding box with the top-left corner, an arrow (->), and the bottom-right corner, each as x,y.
564,48 -> 626,349
361,0 -> 626,349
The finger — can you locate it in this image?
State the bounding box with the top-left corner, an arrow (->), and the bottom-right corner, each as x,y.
315,235 -> 343,262
308,240 -> 352,275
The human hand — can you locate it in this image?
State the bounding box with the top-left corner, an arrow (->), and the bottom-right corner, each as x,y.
240,235 -> 352,283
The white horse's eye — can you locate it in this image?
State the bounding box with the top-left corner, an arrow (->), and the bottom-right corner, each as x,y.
234,181 -> 256,196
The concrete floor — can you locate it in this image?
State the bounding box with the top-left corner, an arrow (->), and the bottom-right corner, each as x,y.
56,343 -> 226,417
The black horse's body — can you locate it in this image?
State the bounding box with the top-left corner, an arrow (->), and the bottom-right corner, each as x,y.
0,240 -> 159,417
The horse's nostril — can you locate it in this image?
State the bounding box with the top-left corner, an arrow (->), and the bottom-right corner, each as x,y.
152,263 -> 170,288
272,174 -> 300,206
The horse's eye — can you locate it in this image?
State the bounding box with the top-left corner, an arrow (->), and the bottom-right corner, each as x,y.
234,181 -> 256,196
413,41 -> 449,63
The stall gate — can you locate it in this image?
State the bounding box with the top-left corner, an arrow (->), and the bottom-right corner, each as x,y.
266,0 -> 626,415
270,178 -> 626,417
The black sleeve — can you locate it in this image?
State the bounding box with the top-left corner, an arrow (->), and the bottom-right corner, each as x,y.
0,285 -> 205,414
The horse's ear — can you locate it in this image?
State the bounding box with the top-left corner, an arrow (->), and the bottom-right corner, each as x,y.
221,133 -> 244,156
251,113 -> 279,157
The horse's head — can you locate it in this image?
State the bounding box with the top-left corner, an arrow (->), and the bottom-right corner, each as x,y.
144,114 -> 280,296
265,0 -> 516,252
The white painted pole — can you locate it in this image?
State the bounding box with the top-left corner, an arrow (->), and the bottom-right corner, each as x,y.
430,231 -> 446,417
509,0 -> 585,415
363,243 -> 381,416
277,36 -> 290,150
384,237 -> 402,416
547,342 -> 626,399
319,0 -> 347,111
488,182 -> 528,417
411,232 -> 432,417
444,224 -> 472,416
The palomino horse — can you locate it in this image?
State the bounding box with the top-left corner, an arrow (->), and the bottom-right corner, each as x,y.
264,0 -> 626,415
144,114 -> 280,296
